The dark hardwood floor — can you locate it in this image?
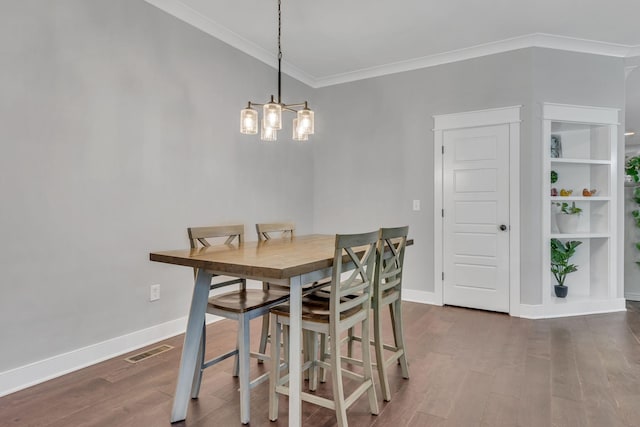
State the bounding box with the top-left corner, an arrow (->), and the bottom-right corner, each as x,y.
2,301 -> 639,427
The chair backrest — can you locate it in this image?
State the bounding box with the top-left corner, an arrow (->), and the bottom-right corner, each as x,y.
256,222 -> 295,241
188,224 -> 244,249
330,231 -> 379,330
374,226 -> 409,303
187,224 -> 244,282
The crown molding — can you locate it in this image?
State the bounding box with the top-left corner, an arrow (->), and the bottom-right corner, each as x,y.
144,0 -> 316,87
314,33 -> 639,87
144,1 -> 640,89
628,45 -> 640,58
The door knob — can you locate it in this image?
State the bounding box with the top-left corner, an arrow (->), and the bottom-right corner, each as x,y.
499,224 -> 508,231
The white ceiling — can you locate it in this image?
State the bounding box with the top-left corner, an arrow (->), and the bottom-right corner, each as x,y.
146,0 -> 640,142
147,0 -> 640,87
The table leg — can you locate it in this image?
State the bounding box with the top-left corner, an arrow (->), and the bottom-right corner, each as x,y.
238,314 -> 251,424
288,275 -> 302,427
171,270 -> 212,423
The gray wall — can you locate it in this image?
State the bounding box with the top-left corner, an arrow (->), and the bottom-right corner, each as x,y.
0,0 -> 314,372
312,49 -> 534,297
313,48 -> 625,305
0,0 -> 627,375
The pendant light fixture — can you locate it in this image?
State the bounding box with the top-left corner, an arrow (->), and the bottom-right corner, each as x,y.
240,0 -> 315,142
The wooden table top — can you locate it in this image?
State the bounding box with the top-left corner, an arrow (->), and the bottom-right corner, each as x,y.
150,234 -> 414,282
150,234 -> 338,281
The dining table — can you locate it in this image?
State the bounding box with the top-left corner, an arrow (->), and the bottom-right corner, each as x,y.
149,233 -> 412,426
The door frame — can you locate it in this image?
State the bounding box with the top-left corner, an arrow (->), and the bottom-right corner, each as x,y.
433,106 -> 522,316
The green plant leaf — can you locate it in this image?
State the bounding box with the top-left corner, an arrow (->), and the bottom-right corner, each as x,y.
627,156 -> 640,183
550,239 -> 582,286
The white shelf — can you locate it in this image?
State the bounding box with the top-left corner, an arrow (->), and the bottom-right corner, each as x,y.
542,103 -> 619,317
550,196 -> 611,202
550,233 -> 609,239
551,158 -> 611,165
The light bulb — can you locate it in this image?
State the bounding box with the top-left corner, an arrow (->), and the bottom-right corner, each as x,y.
292,118 -> 308,141
261,124 -> 277,142
297,108 -> 314,135
263,102 -> 282,130
240,107 -> 258,134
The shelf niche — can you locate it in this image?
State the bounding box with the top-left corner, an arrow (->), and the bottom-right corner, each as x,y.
542,103 -> 624,317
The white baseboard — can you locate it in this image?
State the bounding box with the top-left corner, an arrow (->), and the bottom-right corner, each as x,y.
625,292 -> 640,302
520,298 -> 627,319
402,289 -> 441,306
519,304 -> 545,319
0,315 -> 224,398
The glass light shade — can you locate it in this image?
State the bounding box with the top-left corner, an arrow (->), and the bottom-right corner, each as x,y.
297,108 -> 314,135
263,102 -> 282,130
292,118 -> 308,141
240,107 -> 258,134
261,124 -> 277,142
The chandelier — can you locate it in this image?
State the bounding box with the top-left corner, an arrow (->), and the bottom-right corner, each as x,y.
239,0 -> 315,142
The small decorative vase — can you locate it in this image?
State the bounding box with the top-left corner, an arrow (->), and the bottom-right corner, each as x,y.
554,285 -> 568,298
555,214 -> 579,234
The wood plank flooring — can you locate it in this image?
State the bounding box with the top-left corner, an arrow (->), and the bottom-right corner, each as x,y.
1,301 -> 639,427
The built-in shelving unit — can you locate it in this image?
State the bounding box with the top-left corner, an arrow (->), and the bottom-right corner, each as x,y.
542,103 -> 625,317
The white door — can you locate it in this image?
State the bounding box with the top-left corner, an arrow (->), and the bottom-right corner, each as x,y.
443,124 -> 510,312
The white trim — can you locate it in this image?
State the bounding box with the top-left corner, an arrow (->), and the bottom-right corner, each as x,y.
433,105 -> 523,131
628,46 -> 640,57
509,122 -> 521,317
520,298 -> 626,319
0,315 -> 224,398
317,33 -> 640,87
519,304 -> 545,319
402,289 -> 441,306
139,3 -> 640,88
143,0 -> 316,87
542,103 -> 620,125
433,106 -> 522,316
625,292 -> 640,302
625,66 -> 638,80
433,129 -> 444,307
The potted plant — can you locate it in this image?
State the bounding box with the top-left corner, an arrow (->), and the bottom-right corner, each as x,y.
555,202 -> 582,233
550,238 -> 582,297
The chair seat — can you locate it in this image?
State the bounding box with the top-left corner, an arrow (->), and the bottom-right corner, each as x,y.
271,293 -> 361,323
209,289 -> 290,314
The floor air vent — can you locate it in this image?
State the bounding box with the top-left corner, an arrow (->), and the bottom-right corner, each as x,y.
125,344 -> 173,363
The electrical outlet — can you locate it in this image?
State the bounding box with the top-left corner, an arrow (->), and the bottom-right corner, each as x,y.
150,284 -> 161,302
412,199 -> 421,211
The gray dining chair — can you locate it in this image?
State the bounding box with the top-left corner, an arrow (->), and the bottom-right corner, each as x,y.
187,224 -> 290,425
268,231 -> 380,427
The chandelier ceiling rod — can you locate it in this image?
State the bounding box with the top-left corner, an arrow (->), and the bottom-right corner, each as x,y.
239,0 -> 315,142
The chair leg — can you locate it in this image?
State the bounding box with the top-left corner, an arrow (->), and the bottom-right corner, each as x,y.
319,333 -> 327,383
258,314 -> 270,364
392,300 -> 410,379
269,313 -> 281,421
389,303 -> 401,365
361,318 -> 380,415
190,322 -> 206,399
258,282 -> 271,363
330,326 -> 348,427
232,331 -> 240,377
347,326 -> 354,358
238,315 -> 251,424
375,302 -> 391,401
308,331 -> 319,391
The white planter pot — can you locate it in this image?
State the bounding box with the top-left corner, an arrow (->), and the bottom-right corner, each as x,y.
555,213 -> 580,234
